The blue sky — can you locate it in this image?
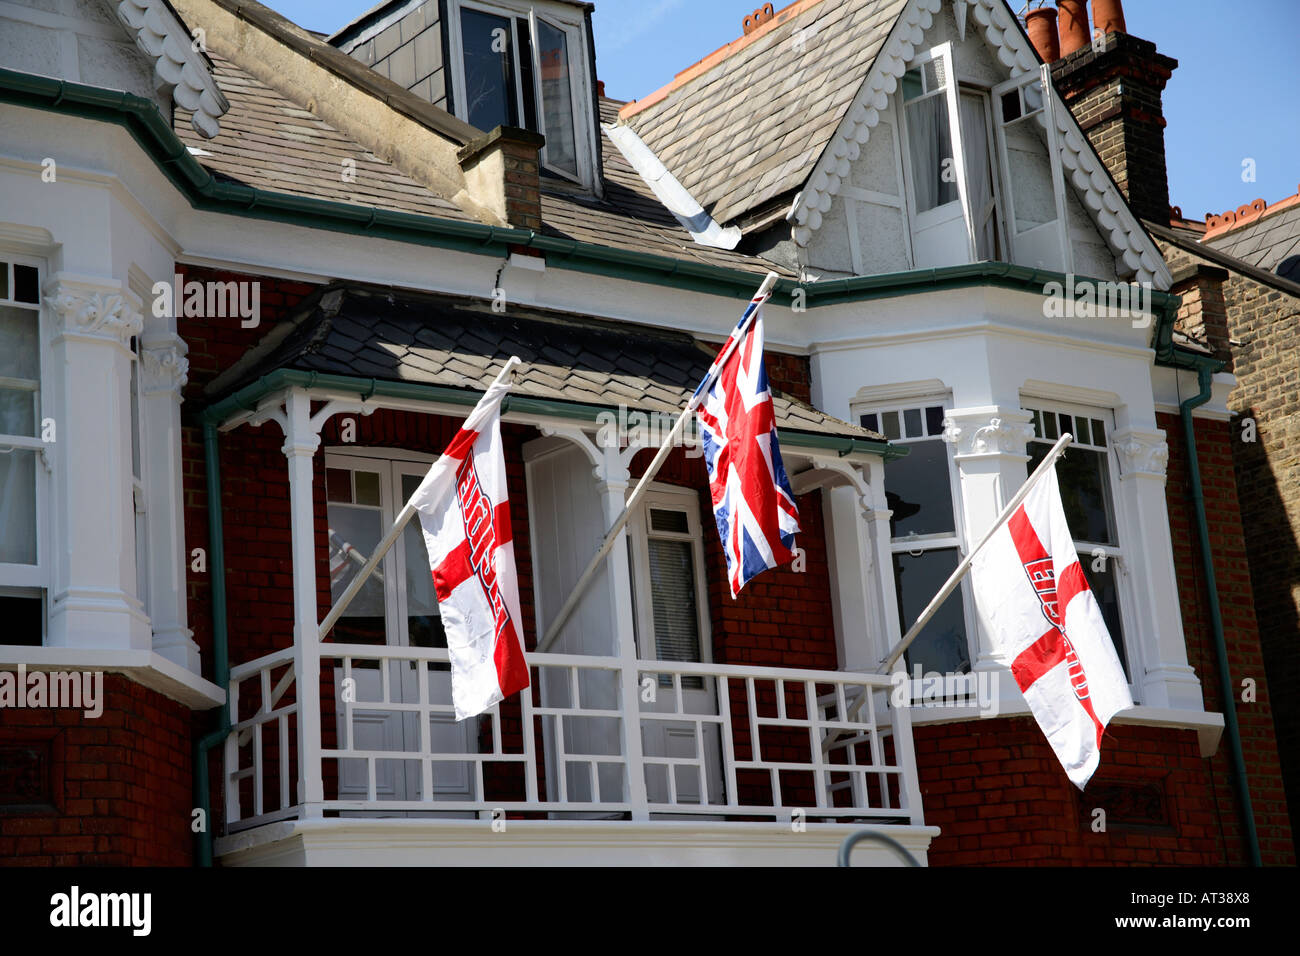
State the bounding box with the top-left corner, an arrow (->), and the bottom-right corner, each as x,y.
267,0 -> 1299,222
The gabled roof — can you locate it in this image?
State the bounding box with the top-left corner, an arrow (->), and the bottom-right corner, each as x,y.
619,0 -> 908,228
206,283 -> 878,442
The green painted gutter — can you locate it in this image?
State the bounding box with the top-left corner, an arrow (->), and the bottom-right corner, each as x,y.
198,366 -> 907,461
194,421 -> 231,867
1171,348 -> 1262,867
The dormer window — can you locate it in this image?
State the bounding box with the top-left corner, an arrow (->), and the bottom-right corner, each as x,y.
448,0 -> 594,188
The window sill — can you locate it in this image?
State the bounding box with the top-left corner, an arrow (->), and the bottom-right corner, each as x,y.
0,648 -> 224,709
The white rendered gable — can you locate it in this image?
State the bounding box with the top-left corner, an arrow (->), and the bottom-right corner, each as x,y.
791,0 -> 1171,289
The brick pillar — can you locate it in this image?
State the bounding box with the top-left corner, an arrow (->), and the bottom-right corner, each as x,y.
1170,262 -> 1232,369
1052,33 -> 1177,226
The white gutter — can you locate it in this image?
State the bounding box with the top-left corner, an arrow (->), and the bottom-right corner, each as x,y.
603,123 -> 742,250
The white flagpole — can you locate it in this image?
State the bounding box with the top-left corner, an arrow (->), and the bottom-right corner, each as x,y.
823,431 -> 1074,753
535,270 -> 782,654
318,356 -> 521,641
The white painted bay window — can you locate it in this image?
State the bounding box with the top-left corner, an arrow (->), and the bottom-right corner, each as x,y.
0,255 -> 46,645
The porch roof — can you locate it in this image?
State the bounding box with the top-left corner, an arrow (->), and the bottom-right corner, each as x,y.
202,283 -> 889,449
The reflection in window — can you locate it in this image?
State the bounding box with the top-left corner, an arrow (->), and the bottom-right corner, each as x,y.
536,19 -> 578,179
460,8 -> 518,132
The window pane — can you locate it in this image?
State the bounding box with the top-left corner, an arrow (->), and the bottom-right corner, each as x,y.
0,306 -> 39,383
516,16 -> 537,130
1084,558 -> 1128,680
860,412 -> 879,433
1075,416 -> 1091,446
650,508 -> 688,534
0,263 -> 7,300
354,470 -> 381,507
903,407 -> 922,438
647,538 -> 702,669
326,468 -> 352,503
902,67 -> 922,102
906,94 -> 958,212
0,595 -> 41,645
537,19 -> 578,178
1027,442 -> 1115,545
327,502 -> 387,644
881,410 -> 900,440
885,440 -> 955,537
925,406 -> 945,437
1000,89 -> 1020,123
402,473 -> 445,650
0,449 -> 37,565
0,391 -> 35,438
13,266 -> 38,304
893,549 -> 970,674
461,9 -> 518,131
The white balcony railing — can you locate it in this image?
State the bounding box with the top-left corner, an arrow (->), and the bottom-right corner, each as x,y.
223,643 -> 924,833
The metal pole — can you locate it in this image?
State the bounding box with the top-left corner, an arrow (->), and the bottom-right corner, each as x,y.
317,356 -> 521,640
536,271 -> 781,653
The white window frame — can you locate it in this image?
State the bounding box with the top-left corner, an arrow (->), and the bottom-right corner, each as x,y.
446,0 -> 597,189
324,448 -> 440,648
127,334 -> 149,615
1021,398 -> 1141,699
854,395 -> 977,675
627,483 -> 713,668
0,253 -> 50,639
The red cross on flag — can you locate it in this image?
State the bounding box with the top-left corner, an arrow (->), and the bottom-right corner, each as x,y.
407,373 -> 529,721
970,467 -> 1133,788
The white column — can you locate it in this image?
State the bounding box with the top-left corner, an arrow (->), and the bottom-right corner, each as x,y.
942,406 -> 1036,672
591,441 -> 650,819
139,333 -> 199,671
44,276 -> 150,651
281,387 -> 325,813
820,461 -> 892,671
1111,428 -> 1202,708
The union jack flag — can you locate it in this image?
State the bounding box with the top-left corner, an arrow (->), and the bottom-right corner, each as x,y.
695,288 -> 801,597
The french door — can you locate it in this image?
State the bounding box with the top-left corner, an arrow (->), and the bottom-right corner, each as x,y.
325,454 -> 477,810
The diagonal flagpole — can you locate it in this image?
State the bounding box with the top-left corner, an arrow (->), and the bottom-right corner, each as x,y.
823,431 -> 1074,753
535,270 -> 782,654
317,355 -> 522,641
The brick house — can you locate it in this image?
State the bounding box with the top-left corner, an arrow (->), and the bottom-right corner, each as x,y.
0,0 -> 1292,865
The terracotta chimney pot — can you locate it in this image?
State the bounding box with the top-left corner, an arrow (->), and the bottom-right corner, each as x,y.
1057,0 -> 1091,56
1026,7 -> 1061,62
1092,0 -> 1127,36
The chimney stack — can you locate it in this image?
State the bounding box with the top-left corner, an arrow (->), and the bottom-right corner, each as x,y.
1026,7 -> 1060,63
1049,0 -> 1179,226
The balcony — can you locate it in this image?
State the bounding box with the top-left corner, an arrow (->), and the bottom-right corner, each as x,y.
215,643 -> 936,866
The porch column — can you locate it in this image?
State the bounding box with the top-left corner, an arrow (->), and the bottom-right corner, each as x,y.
281,387 -> 325,813
942,406 -> 1036,674
1111,428 -> 1201,708
44,276 -> 150,650
592,440 -> 650,819
139,333 -> 199,671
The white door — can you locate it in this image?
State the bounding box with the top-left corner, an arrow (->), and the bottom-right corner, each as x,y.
898,43 -> 977,268
630,488 -> 725,809
326,455 -> 477,811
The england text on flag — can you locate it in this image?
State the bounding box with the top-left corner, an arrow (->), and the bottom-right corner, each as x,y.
695,289 -> 801,597
970,467 -> 1133,788
406,373 -> 529,720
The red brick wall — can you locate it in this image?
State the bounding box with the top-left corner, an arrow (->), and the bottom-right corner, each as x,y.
0,677 -> 194,866
1160,411 -> 1294,865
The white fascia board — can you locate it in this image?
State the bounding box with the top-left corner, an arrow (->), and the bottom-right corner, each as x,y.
1,651 -> 225,709
603,123 -> 742,250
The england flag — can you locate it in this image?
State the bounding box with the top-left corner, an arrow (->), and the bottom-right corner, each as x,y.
695,288 -> 801,597
970,467 -> 1133,788
406,371 -> 529,720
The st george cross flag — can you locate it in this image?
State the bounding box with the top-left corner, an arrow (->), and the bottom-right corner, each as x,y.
970,467 -> 1133,788
695,289 -> 801,597
406,373 -> 529,721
